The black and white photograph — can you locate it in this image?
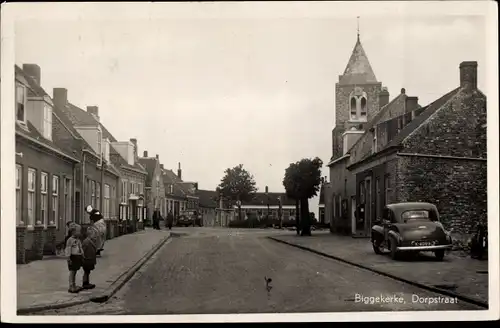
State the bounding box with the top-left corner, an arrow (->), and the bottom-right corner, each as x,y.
1,1 -> 498,323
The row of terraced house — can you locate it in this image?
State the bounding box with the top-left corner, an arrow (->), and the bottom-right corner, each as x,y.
317,32 -> 487,246
13,63 -> 200,264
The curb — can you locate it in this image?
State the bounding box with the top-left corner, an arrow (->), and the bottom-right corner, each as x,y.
267,236 -> 489,309
18,233 -> 173,315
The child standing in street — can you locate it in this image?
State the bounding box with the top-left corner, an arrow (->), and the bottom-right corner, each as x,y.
65,223 -> 83,293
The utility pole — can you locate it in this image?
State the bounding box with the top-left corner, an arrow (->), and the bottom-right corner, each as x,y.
265,186 -> 270,220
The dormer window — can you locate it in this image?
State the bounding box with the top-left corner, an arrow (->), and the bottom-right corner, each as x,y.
16,83 -> 27,124
169,184 -> 174,194
43,103 -> 53,140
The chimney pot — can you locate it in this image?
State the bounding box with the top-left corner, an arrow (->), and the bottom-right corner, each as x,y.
177,162 -> 182,180
22,64 -> 41,85
460,61 -> 478,90
53,88 -> 68,108
401,88 -> 406,94
155,154 -> 159,160
130,138 -> 137,145
143,150 -> 148,157
87,106 -> 99,121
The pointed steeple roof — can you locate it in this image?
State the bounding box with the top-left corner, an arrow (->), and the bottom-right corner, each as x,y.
339,35 -> 378,85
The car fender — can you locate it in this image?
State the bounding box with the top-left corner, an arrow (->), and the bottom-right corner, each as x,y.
371,225 -> 384,241
388,229 -> 402,244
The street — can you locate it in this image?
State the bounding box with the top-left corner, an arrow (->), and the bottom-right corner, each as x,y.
37,228 -> 482,315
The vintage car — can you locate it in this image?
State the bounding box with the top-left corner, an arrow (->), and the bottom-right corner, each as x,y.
371,202 -> 453,261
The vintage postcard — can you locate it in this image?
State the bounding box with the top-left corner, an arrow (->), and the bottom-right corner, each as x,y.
1,1 -> 498,323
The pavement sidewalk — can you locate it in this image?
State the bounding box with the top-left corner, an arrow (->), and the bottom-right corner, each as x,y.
269,232 -> 489,306
17,228 -> 171,313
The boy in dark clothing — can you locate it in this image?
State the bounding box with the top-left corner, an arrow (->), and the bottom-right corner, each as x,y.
65,223 -> 83,293
167,210 -> 174,230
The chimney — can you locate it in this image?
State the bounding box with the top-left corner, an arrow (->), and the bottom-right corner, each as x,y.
130,138 -> 137,160
401,88 -> 406,95
460,61 -> 478,90
160,164 -> 164,170
405,96 -> 419,114
379,87 -> 390,108
53,88 -> 68,109
194,182 -> 198,191
22,64 -> 41,85
177,162 -> 182,180
155,154 -> 159,160
87,106 -> 99,121
143,150 -> 148,157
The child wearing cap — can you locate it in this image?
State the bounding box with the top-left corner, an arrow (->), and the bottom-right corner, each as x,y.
65,223 -> 83,293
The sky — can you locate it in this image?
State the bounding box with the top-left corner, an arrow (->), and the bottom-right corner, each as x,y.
10,2 -> 490,216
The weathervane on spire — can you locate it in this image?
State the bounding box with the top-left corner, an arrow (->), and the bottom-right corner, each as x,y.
357,16 -> 360,40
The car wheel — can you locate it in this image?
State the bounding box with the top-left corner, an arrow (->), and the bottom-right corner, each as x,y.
372,240 -> 383,254
434,249 -> 445,261
389,238 -> 399,260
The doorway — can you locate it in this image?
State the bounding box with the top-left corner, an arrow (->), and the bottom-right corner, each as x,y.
351,196 -> 356,235
364,177 -> 372,234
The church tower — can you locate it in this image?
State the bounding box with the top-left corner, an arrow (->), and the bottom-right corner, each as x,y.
331,19 -> 386,160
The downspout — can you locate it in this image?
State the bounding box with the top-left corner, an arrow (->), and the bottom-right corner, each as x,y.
81,151 -> 86,224
100,154 -> 104,212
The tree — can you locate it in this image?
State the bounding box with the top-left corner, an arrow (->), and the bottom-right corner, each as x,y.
216,164 -> 258,221
283,162 -> 301,235
283,157 -> 323,236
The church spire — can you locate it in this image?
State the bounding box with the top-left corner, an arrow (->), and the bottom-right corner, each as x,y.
339,17 -> 378,85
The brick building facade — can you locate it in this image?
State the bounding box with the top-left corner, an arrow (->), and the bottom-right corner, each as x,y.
325,33 -> 486,243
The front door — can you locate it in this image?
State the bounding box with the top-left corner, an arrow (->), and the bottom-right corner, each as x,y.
364,177 -> 372,234
351,196 -> 356,235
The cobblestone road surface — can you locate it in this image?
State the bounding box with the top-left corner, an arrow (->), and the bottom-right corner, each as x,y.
37,228 -> 483,315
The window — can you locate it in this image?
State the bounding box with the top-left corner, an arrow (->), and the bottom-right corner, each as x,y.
372,126 -> 378,154
41,172 -> 48,226
16,83 -> 26,123
350,97 -> 357,120
43,104 -> 53,140
121,180 -> 127,203
104,139 -> 111,163
384,174 -> 392,205
64,178 -> 72,222
52,176 -> 59,226
104,184 -> 110,219
169,184 -> 173,194
402,210 -> 431,223
27,168 -> 36,226
91,180 -> 96,207
16,165 -> 22,225
96,182 -> 101,209
359,181 -> 366,204
138,182 -> 143,196
360,97 -> 367,118
375,178 -> 381,219
111,185 -> 116,218
97,130 -> 103,165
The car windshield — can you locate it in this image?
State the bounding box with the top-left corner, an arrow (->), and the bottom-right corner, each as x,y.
402,210 -> 431,222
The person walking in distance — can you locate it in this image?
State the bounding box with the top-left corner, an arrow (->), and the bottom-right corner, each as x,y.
152,208 -> 162,230
167,210 -> 174,230
65,223 -> 84,293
